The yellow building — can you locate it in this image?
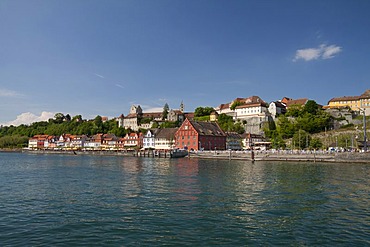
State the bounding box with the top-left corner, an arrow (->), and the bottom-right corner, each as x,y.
326,89 -> 370,115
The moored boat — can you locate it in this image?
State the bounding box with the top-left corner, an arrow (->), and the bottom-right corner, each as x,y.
170,148 -> 188,158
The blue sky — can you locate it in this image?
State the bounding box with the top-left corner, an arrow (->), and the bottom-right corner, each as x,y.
1,0 -> 370,126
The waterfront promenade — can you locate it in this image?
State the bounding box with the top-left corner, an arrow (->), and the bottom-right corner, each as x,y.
4,148 -> 368,164
192,150 -> 370,163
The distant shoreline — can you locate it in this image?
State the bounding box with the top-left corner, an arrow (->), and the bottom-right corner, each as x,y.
1,148 -> 370,164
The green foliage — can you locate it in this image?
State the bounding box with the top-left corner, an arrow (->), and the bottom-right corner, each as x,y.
230,101 -> 243,110
310,138 -> 323,149
151,122 -> 159,128
285,105 -> 303,117
303,100 -> 319,115
292,129 -> 311,149
160,121 -> 179,128
194,106 -> 214,117
194,116 -> 210,121
0,135 -> 29,148
272,101 -> 332,145
162,103 -> 169,120
217,114 -> 245,134
268,130 -> 286,149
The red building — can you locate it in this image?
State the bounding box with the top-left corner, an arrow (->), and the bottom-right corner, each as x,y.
175,119 -> 226,151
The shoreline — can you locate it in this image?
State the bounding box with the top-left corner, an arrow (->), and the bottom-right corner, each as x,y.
2,148 -> 370,164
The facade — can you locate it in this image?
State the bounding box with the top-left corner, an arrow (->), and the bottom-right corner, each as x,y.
143,129 -> 157,149
28,135 -> 49,149
241,133 -> 269,150
101,134 -> 118,150
225,132 -> 243,150
268,101 -> 287,119
123,132 -> 143,149
326,89 -> 370,116
175,118 -> 226,151
154,128 -> 177,150
167,109 -> 185,122
209,111 -> 219,122
215,96 -> 272,135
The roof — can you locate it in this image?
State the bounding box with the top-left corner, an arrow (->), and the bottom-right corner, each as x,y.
328,96 -> 360,103
155,128 -> 178,139
184,113 -> 195,120
189,120 -> 226,137
225,132 -> 242,139
142,112 -> 162,118
271,101 -> 286,108
360,89 -> 370,99
285,98 -> 308,107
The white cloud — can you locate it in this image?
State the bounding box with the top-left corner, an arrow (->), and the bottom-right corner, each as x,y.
115,84 -> 125,89
93,73 -> 105,78
0,89 -> 23,97
322,45 -> 342,59
2,111 -> 55,126
294,44 -> 342,61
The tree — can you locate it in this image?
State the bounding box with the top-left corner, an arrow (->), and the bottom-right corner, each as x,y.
230,101 -> 243,110
310,138 -> 323,150
303,100 -> 319,115
292,129 -> 310,149
54,113 -> 65,124
276,115 -> 295,139
65,114 -> 71,122
194,106 -> 214,117
162,103 -> 169,120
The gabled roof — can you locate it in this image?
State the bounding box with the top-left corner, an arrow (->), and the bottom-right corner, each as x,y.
156,128 -> 178,139
189,120 -> 226,137
286,98 -> 308,107
271,101 -> 286,108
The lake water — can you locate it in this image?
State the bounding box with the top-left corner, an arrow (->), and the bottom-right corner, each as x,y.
0,152 -> 369,246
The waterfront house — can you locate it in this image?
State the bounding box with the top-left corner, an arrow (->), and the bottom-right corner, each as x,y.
225,132 -> 243,150
143,129 -> 158,149
70,135 -> 88,149
28,135 -> 49,149
154,128 -> 177,150
101,134 -> 118,150
84,134 -> 103,150
175,118 -> 226,151
123,132 -> 143,149
241,133 -> 270,150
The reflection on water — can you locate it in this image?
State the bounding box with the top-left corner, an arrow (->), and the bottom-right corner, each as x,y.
0,153 -> 369,246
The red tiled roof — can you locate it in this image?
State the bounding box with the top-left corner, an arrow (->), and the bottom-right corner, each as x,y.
286,98 -> 308,107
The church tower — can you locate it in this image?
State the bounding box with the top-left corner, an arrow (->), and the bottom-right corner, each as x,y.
180,101 -> 184,112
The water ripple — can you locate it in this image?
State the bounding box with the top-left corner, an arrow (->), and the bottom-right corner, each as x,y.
0,153 -> 369,246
